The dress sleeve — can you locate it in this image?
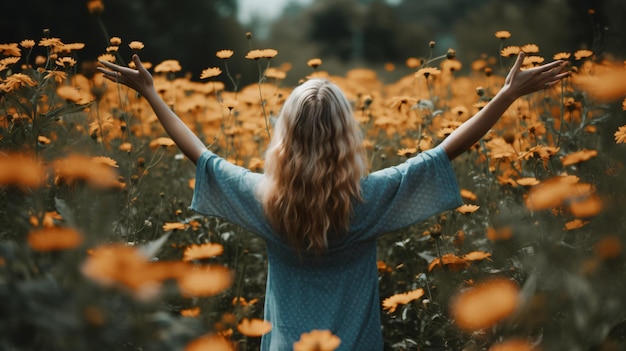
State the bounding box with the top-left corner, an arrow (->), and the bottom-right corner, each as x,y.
189,150 -> 275,241
348,145 -> 463,242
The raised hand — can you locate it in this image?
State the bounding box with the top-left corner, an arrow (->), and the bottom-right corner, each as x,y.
503,52 -> 569,98
97,54 -> 155,96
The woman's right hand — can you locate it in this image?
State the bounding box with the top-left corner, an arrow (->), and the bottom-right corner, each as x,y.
97,54 -> 154,95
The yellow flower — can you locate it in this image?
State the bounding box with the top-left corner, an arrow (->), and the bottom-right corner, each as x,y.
294,330 -> 341,351
185,334 -> 233,351
456,204 -> 479,214
38,37 -> 63,48
494,30 -> 511,39
553,52 -> 571,60
0,57 -> 21,66
382,288 -> 425,313
55,56 -> 77,68
405,57 -> 423,69
489,339 -> 535,351
149,137 -> 176,149
396,148 -> 417,157
87,0 -> 105,15
105,46 -> 119,53
109,36 -> 122,45
180,307 -> 201,317
183,243 -> 224,261
216,49 -> 234,59
37,135 -> 51,145
574,49 -> 593,60
615,125 -> 626,144
200,67 -> 222,79
98,53 -> 116,63
500,46 -> 520,57
307,58 -> 322,68
54,154 -> 120,189
450,278 -> 519,331
177,265 -> 233,297
128,41 -> 144,50
0,43 -> 21,56
3,73 -> 37,92
415,66 -> 441,78
20,39 -> 36,49
28,227 -> 83,252
520,43 -> 539,54
560,149 -> 598,166
220,98 -> 239,110
92,156 -> 119,168
264,67 -> 286,80
516,177 -> 540,186
245,49 -> 278,60
154,59 -> 182,73
0,153 -> 47,188
56,85 -> 91,104
236,318 -> 272,337
162,222 -> 187,231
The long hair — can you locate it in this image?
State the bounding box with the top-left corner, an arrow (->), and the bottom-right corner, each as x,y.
259,78 -> 368,253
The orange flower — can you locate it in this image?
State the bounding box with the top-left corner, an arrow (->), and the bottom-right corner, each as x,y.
216,49 -> 234,59
487,226 -> 513,241
27,227 -> 83,251
294,330 -> 341,351
574,49 -> 593,60
450,278 -> 519,331
200,67 -> 222,79
415,67 -> 441,78
0,153 -> 47,188
428,253 -> 470,272
53,154 -> 120,189
564,219 -> 589,230
128,41 -> 144,50
520,44 -> 539,54
560,149 -> 597,166
180,307 -> 201,317
245,49 -> 278,60
462,251 -> 492,262
92,156 -> 119,168
162,222 -> 188,231
594,236 -> 622,260
30,211 -> 63,228
516,177 -> 540,186
236,318 -> 272,337
382,288 -> 425,313
460,189 -> 477,201
149,137 -> 176,149
456,204 -> 479,214
20,39 -> 36,49
525,176 -> 592,211
154,59 -> 182,73
183,243 -> 224,261
264,67 -> 286,80
56,85 -> 91,104
614,125 -> 626,144
307,58 -> 322,68
500,46 -> 521,57
569,194 -> 602,218
396,148 -> 417,157
489,339 -> 535,351
185,334 -> 234,351
495,30 -> 511,39
553,52 -> 571,60
177,265 -> 232,297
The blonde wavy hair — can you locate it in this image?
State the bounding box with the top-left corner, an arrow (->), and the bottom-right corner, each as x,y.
259,78 -> 368,253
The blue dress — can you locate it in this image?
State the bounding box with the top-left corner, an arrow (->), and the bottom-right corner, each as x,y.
190,145 -> 462,350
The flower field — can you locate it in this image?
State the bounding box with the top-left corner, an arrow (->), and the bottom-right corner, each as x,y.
1,9 -> 626,351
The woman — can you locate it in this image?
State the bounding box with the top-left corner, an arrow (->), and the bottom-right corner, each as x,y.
98,53 -> 567,350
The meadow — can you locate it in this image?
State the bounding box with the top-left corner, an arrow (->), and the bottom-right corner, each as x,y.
1,10 -> 626,351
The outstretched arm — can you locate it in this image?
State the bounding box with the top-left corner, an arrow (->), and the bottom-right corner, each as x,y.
97,54 -> 207,164
440,52 -> 569,160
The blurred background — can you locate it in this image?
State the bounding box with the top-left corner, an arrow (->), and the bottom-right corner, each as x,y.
3,0 -> 625,84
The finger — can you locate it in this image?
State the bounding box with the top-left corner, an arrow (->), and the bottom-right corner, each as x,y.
537,59 -> 565,73
132,54 -> 150,75
511,51 -> 525,72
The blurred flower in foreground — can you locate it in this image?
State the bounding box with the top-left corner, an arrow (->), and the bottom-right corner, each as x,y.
293,329 -> 341,351
154,59 -> 182,73
177,265 -> 232,297
53,154 -> 120,189
524,176 -> 592,211
451,278 -> 519,331
572,61 -> 626,100
489,339 -> 536,351
382,288 -> 424,313
560,149 -> 597,166
28,227 -> 83,251
236,318 -> 272,337
0,153 -> 47,188
183,243 -> 224,261
185,334 -> 233,351
180,307 -> 201,317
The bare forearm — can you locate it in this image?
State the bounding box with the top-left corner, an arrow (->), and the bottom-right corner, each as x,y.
142,88 -> 206,163
440,88 -> 517,160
